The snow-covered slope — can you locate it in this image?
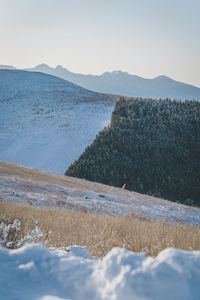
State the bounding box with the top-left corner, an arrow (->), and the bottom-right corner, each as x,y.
1,162 -> 200,225
0,70 -> 116,174
0,244 -> 200,300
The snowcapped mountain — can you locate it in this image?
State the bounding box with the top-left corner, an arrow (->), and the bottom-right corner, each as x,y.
25,64 -> 200,101
0,70 -> 116,174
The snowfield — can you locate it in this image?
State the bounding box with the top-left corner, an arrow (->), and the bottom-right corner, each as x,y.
0,244 -> 200,300
0,70 -> 116,174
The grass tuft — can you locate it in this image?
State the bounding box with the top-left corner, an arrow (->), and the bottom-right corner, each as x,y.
0,201 -> 199,257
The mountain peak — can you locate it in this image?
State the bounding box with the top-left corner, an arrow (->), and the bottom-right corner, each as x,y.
55,65 -> 69,71
154,75 -> 170,80
55,65 -> 71,75
35,63 -> 51,69
102,70 -> 129,77
111,70 -> 124,75
56,65 -> 64,69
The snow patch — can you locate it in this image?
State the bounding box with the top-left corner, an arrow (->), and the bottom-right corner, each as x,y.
1,173 -> 200,225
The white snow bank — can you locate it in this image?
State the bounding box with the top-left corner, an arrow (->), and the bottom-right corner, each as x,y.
0,245 -> 200,300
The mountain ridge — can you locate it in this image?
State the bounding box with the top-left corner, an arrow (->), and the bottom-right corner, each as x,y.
1,64 -> 200,100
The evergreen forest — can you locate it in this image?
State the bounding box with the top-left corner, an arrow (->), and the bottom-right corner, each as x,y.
66,98 -> 200,206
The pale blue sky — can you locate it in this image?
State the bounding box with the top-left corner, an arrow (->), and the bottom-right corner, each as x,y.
0,0 -> 200,86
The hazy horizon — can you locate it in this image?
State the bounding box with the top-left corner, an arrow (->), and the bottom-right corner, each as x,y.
1,0 -> 200,87
2,62 -> 200,89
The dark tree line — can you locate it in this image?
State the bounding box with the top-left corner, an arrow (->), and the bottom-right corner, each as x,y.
66,97 -> 200,206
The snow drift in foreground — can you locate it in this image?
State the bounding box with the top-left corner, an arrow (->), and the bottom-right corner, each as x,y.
0,245 -> 199,300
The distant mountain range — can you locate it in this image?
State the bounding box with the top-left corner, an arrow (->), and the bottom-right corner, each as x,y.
1,64 -> 200,100
0,70 -> 116,174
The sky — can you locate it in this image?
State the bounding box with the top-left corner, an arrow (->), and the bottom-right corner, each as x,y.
0,0 -> 200,87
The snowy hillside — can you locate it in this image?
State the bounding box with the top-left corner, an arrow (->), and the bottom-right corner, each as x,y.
1,162 -> 200,226
0,244 -> 200,300
0,70 -> 116,174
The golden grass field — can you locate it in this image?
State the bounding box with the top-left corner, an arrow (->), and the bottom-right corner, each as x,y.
1,200 -> 200,258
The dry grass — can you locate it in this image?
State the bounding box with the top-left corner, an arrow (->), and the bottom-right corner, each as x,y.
1,201 -> 199,258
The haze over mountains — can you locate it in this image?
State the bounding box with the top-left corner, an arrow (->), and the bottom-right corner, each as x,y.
1,64 -> 200,100
0,70 -> 116,174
